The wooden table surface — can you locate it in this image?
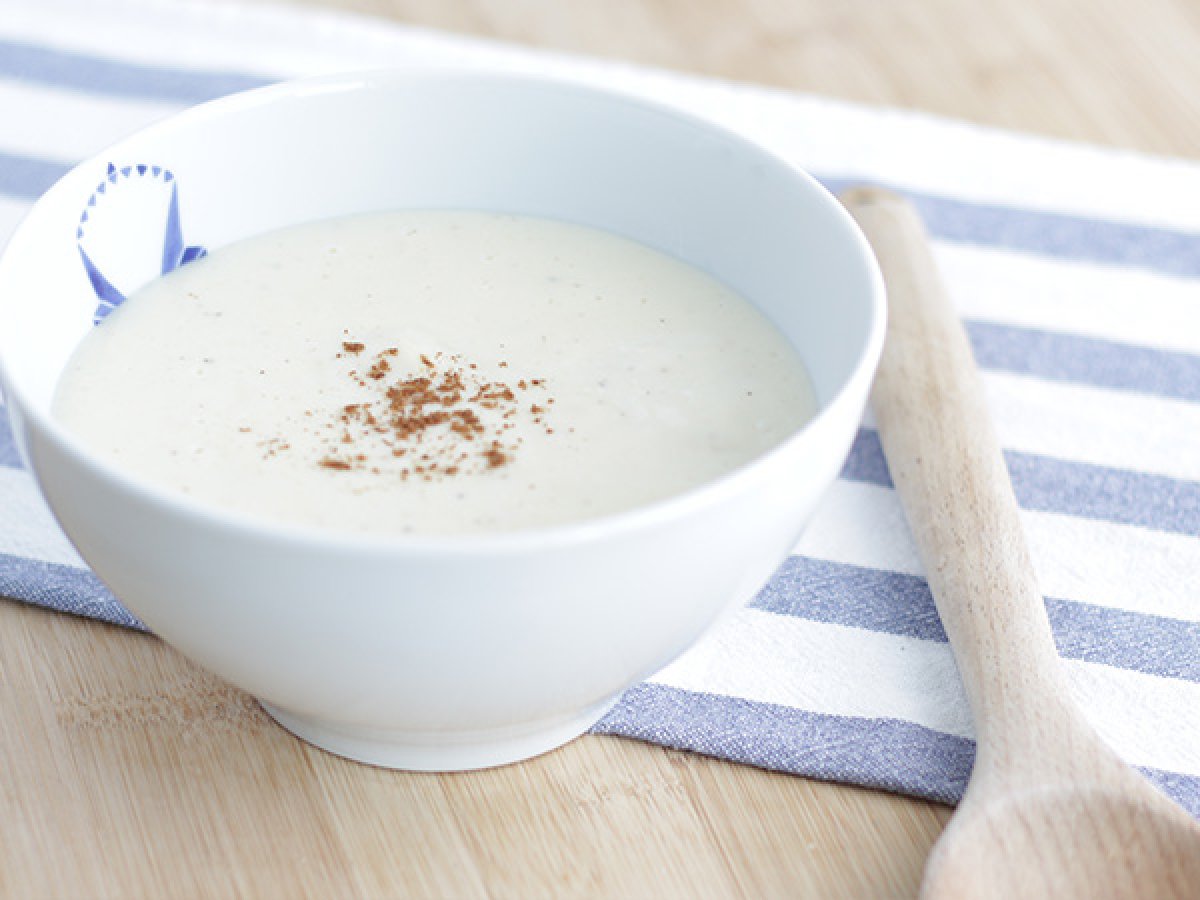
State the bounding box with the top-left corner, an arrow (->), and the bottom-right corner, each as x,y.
4,1 -> 1198,897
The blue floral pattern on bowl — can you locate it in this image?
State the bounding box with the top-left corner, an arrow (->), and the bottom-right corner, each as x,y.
77,163 -> 207,324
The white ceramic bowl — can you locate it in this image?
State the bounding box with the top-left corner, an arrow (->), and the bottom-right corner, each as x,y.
0,71 -> 884,770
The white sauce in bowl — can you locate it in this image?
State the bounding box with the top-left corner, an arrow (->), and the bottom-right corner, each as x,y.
53,211 -> 816,534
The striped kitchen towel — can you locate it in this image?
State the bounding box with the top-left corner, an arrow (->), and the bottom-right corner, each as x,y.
2,0 -> 1198,814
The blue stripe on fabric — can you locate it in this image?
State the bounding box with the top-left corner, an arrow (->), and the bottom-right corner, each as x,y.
4,167 -> 1195,410
0,39 -> 271,104
0,45 -> 1196,279
597,682 -> 973,804
839,428 -> 894,487
594,682 -> 1200,818
2,421 -> 1196,552
843,428 -> 1200,539
1006,451 -> 1200,537
752,555 -> 1200,683
4,426 -> 1194,680
968,321 -> 1200,404
0,150 -> 69,200
0,551 -> 142,629
821,176 -> 1200,278
4,160 -> 1197,280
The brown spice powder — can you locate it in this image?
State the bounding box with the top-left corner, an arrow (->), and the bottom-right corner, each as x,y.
309,339 -> 553,480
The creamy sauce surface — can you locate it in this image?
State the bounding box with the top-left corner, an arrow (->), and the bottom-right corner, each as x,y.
54,211 -> 816,534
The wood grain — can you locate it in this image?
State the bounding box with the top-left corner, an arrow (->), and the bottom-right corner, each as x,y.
251,0 -> 1200,158
0,600 -> 944,898
4,1 -> 1198,897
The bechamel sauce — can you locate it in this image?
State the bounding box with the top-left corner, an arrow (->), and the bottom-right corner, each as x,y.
53,211 -> 816,535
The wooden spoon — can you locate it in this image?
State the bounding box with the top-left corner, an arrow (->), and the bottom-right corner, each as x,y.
841,187 -> 1200,900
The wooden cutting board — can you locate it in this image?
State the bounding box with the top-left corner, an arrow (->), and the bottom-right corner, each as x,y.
3,0 -> 1197,896
1,601 -> 946,897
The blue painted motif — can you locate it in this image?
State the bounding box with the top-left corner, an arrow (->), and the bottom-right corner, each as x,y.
77,162 -> 207,324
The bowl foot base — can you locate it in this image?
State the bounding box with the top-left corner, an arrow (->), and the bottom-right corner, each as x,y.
259,697 -> 618,771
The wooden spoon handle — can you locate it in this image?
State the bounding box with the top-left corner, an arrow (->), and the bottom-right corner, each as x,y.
841,188 -> 1075,755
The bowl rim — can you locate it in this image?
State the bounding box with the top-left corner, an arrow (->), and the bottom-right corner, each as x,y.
0,67 -> 886,557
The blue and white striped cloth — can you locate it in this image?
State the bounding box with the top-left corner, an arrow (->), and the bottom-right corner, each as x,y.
3,0 -> 1198,813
